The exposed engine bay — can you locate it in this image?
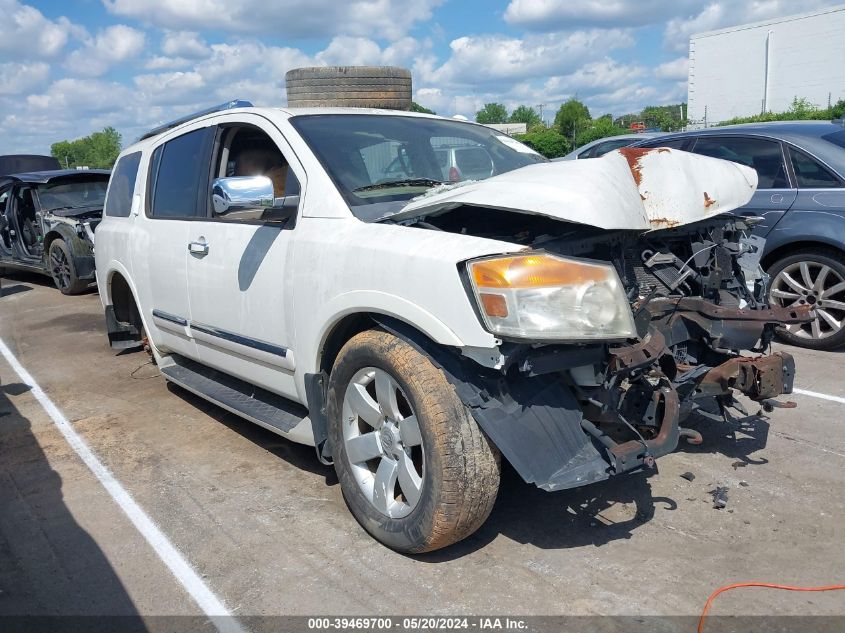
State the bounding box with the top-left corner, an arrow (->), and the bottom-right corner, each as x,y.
397,205 -> 813,491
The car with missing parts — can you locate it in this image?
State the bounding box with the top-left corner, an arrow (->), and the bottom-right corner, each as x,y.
95,101 -> 810,553
1,168 -> 110,294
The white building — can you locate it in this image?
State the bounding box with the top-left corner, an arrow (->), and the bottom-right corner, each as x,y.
687,5 -> 845,127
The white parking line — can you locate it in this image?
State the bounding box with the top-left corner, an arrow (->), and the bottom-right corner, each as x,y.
793,387 -> 845,405
0,339 -> 246,633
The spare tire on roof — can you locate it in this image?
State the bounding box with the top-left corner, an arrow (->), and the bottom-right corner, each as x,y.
285,66 -> 412,110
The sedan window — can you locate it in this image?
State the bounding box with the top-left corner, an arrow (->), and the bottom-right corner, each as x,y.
788,147 -> 842,188
691,136 -> 789,189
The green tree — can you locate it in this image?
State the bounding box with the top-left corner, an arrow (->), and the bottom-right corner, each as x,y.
410,101 -> 436,115
475,102 -> 509,124
574,117 -> 628,148
554,98 -> 591,140
51,127 -> 122,169
508,105 -> 542,128
514,125 -> 571,159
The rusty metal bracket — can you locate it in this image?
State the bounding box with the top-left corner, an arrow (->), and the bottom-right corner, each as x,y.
646,297 -> 815,324
607,328 -> 668,373
698,351 -> 796,401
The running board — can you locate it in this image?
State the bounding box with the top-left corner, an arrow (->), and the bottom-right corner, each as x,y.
160,355 -> 306,435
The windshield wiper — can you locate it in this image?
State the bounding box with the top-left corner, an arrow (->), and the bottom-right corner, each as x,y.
353,178 -> 444,193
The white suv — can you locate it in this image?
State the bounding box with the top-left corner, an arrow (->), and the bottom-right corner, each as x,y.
96,102 -> 807,553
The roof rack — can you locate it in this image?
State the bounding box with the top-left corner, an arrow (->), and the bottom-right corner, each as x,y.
138,99 -> 254,141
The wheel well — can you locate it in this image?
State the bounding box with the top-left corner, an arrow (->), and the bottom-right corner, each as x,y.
762,240 -> 845,270
319,313 -> 376,375
319,312 -> 443,376
109,272 -> 141,328
43,230 -> 63,252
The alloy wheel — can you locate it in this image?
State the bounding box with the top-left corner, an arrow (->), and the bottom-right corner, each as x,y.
770,261 -> 845,340
341,367 -> 424,518
50,245 -> 71,290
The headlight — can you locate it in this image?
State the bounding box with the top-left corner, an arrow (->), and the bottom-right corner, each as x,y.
466,252 -> 637,340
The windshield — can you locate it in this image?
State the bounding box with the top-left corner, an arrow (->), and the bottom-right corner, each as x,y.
289,114 -> 546,220
36,178 -> 109,212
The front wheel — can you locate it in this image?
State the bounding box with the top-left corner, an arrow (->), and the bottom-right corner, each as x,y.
768,248 -> 845,350
327,330 -> 500,553
48,239 -> 88,295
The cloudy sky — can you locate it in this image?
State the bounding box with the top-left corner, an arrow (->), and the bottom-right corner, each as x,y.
0,0 -> 835,153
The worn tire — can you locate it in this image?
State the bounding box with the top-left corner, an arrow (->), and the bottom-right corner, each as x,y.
327,329 -> 500,553
285,66 -> 411,110
48,238 -> 87,295
768,247 -> 845,350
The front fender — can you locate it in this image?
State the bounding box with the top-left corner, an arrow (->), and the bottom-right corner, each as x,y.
44,221 -> 96,280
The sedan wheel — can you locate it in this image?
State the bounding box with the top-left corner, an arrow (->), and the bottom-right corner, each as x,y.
769,249 -> 845,350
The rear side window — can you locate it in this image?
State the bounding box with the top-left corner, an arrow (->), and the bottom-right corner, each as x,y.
636,137 -> 688,150
105,151 -> 141,217
149,128 -> 212,218
588,138 -> 634,158
788,147 -> 842,188
691,136 -> 789,188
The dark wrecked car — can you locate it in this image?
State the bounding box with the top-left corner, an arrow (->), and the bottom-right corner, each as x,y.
96,108 -> 810,553
0,169 -> 110,294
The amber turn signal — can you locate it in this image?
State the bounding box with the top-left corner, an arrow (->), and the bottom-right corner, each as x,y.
470,254 -> 609,289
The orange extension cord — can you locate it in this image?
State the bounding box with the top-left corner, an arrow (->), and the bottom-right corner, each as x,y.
699,582 -> 845,633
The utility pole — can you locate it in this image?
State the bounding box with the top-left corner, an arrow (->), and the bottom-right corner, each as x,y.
534,103 -> 546,124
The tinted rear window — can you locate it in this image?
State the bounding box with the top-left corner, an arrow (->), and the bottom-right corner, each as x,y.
691,136 -> 789,188
150,128 -> 211,218
105,151 -> 142,217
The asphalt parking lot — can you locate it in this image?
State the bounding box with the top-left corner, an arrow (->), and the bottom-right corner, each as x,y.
1,272 -> 844,629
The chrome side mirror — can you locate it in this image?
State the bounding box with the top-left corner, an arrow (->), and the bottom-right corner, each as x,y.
211,176 -> 274,216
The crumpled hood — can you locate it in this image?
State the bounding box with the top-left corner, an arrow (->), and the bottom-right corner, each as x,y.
390,147 -> 758,231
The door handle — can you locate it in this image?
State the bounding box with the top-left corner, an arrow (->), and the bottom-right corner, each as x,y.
188,239 -> 209,256
770,193 -> 784,203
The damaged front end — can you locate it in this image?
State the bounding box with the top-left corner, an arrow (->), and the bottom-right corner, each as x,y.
393,148 -> 812,492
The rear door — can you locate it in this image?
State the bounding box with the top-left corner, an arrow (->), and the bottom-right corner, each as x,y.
136,125 -> 215,360
688,135 -> 797,236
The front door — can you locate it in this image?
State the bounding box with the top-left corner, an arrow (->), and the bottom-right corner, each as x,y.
136,125 -> 215,360
185,116 -> 304,400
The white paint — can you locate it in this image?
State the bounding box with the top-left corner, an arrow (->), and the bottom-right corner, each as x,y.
688,5 -> 845,125
0,338 -> 245,633
793,387 -> 845,405
394,148 -> 758,231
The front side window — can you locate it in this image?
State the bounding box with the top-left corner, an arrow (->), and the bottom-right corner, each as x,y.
105,152 -> 142,217
211,125 -> 301,223
150,128 -> 212,218
788,147 -> 842,188
289,114 -> 545,221
691,136 -> 789,189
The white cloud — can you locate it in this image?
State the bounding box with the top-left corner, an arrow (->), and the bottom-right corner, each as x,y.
0,0 -> 77,58
427,30 -> 635,86
504,0 -> 701,29
144,55 -> 192,70
0,61 -> 49,95
103,0 -> 443,40
664,1 -> 832,52
654,56 -> 689,80
65,24 -> 146,77
161,31 -> 209,58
